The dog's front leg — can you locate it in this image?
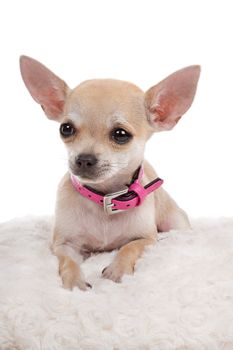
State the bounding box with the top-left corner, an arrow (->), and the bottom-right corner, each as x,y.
52,234 -> 89,291
102,237 -> 155,282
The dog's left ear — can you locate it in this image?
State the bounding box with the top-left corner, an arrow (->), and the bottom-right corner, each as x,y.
145,65 -> 201,131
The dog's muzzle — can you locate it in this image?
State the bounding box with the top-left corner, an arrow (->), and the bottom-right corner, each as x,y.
70,154 -> 99,178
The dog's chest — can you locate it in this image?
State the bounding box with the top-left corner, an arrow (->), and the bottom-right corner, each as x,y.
64,194 -> 156,252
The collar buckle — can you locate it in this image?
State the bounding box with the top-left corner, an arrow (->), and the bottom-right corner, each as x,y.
103,187 -> 128,215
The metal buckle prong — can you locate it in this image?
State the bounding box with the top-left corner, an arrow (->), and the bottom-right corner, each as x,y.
103,187 -> 128,215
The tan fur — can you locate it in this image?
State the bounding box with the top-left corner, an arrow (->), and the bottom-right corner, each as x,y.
58,255 -> 87,290
102,237 -> 156,282
20,56 -> 200,290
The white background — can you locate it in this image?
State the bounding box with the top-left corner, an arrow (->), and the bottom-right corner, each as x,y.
0,0 -> 232,223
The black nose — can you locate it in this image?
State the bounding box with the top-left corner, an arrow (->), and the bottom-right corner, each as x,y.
75,154 -> 98,169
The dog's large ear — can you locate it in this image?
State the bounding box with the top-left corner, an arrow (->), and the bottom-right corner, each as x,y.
145,65 -> 201,132
20,56 -> 70,121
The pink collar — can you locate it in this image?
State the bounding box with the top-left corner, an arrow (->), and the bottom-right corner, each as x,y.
70,166 -> 163,215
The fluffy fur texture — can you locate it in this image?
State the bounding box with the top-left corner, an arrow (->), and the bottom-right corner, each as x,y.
1,216 -> 233,349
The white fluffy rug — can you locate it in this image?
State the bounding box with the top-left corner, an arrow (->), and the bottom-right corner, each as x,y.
0,216 -> 233,350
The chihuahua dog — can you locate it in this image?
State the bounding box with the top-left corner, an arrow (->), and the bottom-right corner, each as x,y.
20,56 -> 200,290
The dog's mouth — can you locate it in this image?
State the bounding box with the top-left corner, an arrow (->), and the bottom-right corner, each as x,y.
69,161 -> 114,184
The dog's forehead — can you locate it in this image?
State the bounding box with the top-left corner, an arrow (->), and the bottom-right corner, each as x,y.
64,79 -> 145,125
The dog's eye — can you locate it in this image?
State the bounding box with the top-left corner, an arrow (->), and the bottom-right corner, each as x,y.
60,123 -> 76,138
111,128 -> 132,144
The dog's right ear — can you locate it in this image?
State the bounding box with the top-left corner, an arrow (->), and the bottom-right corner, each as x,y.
20,56 -> 70,121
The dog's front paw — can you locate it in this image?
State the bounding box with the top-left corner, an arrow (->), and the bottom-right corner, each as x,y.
59,259 -> 91,291
102,260 -> 134,283
61,269 -> 91,291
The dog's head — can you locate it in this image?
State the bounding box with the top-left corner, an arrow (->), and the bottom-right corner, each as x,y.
20,56 -> 200,184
